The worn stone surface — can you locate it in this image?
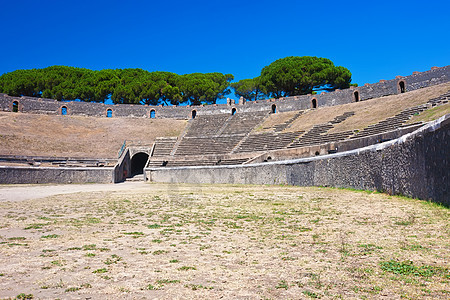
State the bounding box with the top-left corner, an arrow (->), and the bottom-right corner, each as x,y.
0,166 -> 114,184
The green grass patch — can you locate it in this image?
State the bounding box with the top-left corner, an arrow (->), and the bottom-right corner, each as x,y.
41,234 -> 59,239
93,268 -> 108,274
178,266 -> 196,271
380,260 -> 449,277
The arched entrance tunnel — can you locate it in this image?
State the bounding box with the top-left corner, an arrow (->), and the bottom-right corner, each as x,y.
130,152 -> 149,177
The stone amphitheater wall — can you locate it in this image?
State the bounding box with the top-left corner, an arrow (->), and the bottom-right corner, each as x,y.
1,66 -> 448,118
146,114 -> 450,206
0,166 -> 115,184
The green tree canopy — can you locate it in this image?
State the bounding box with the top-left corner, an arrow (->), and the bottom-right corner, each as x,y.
256,56 -> 352,99
0,66 -> 233,106
231,77 -> 265,101
177,73 -> 234,105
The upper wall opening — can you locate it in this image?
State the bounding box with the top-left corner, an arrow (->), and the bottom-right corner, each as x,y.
398,80 -> 406,94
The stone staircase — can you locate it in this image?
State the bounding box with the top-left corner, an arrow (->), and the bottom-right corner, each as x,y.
152,137 -> 177,156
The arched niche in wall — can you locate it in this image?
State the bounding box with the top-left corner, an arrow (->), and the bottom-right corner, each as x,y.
12,101 -> 19,112
150,109 -> 156,119
311,98 -> 317,109
61,106 -> 68,115
231,107 -> 237,115
191,110 -> 197,119
353,91 -> 360,102
271,104 -> 277,114
106,108 -> 113,118
398,80 -> 406,94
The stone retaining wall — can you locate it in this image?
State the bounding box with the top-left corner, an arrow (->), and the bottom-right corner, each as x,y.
0,166 -> 115,184
146,114 -> 449,206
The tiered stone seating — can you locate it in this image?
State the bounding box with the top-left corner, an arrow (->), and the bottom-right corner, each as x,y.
174,135 -> 244,156
287,111 -> 355,148
288,128 -> 354,148
349,90 -> 449,140
350,105 -> 428,139
152,138 -> 177,156
262,111 -> 304,132
427,92 -> 449,106
147,89 -> 449,169
220,111 -> 268,135
185,114 -> 230,137
235,131 -> 304,153
330,111 -> 355,124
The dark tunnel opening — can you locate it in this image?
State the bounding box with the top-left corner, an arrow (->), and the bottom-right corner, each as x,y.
130,152 -> 149,176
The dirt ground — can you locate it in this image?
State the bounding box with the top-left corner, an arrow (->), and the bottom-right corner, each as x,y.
0,182 -> 448,299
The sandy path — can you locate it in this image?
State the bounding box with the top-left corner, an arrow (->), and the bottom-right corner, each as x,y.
0,181 -> 148,202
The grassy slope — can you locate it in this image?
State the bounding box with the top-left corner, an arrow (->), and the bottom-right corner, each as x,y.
0,113 -> 186,158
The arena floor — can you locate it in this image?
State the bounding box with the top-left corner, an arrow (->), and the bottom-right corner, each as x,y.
0,182 -> 448,299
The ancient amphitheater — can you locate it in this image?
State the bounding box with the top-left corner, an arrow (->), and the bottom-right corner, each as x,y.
0,66 -> 449,299
0,66 -> 449,205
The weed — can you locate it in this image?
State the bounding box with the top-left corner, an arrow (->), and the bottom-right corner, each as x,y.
358,243 -> 382,255
42,249 -> 56,253
302,290 -> 321,298
93,268 -> 108,274
51,260 -> 63,266
41,234 -> 59,239
153,250 -> 168,255
8,243 -> 28,247
66,247 -> 82,251
124,231 -> 145,238
178,266 -> 196,271
185,284 -> 213,290
65,287 -> 80,292
15,293 -> 34,299
105,254 -> 122,265
8,237 -> 26,241
310,272 -> 323,289
82,244 -> 96,250
275,280 -> 289,289
281,256 -> 297,261
156,279 -> 180,284
24,223 -> 48,230
146,284 -> 160,290
169,259 -> 179,263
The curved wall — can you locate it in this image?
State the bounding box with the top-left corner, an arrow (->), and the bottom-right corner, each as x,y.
1,66 -> 449,119
146,114 -> 450,206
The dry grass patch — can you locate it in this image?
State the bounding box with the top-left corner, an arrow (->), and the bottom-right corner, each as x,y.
0,183 -> 448,299
0,113 -> 186,158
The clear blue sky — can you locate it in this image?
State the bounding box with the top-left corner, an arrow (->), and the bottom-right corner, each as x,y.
1,0 -> 449,100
